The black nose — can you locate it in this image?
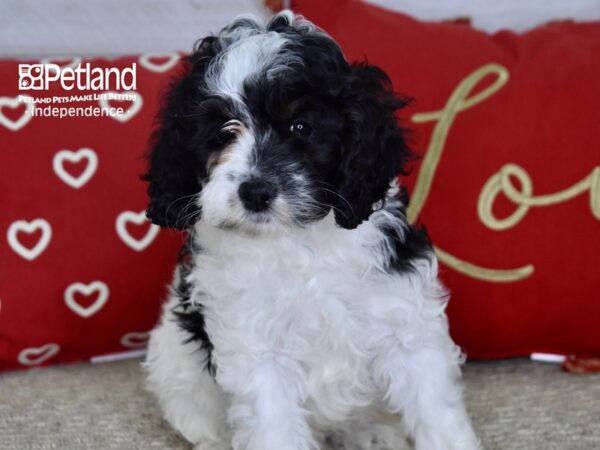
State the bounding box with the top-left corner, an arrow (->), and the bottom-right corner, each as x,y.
238,180 -> 277,212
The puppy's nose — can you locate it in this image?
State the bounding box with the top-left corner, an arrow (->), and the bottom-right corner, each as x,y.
238,180 -> 277,212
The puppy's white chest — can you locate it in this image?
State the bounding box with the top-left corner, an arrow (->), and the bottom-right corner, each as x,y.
193,221 -> 381,321
196,240 -> 374,336
189,222 -> 399,420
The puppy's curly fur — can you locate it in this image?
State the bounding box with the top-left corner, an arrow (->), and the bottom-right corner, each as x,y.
143,11 -> 480,450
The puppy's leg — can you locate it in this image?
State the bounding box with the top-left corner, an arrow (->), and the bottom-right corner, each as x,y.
144,299 -> 230,450
372,332 -> 480,450
219,357 -> 317,450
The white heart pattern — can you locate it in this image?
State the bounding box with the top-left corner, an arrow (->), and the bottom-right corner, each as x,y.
139,53 -> 179,73
120,332 -> 150,348
64,281 -> 109,318
18,343 -> 60,366
40,56 -> 82,74
52,148 -> 98,189
98,91 -> 143,123
116,210 -> 159,252
0,95 -> 35,131
7,219 -> 52,261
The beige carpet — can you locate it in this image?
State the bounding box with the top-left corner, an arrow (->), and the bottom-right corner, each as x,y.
1,358 -> 598,450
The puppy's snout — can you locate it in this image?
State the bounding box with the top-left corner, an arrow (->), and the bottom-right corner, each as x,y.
238,179 -> 277,212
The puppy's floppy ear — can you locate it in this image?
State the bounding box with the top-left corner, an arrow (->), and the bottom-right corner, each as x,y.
144,37 -> 218,229
333,63 -> 412,229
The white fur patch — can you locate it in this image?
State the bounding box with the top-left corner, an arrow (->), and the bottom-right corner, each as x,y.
204,21 -> 302,104
200,129 -> 256,228
208,33 -> 285,100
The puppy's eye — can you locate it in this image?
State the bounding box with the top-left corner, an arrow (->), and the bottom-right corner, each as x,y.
219,120 -> 242,139
290,120 -> 312,137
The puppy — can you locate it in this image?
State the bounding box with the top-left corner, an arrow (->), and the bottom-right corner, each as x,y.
143,11 -> 480,450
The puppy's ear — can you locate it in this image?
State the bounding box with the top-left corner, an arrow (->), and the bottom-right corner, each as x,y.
144,37 -> 218,229
333,63 -> 412,229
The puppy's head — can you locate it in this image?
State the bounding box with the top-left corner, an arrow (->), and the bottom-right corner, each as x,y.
145,12 -> 411,233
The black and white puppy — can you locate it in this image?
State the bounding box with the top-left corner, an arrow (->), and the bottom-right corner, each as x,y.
143,11 -> 480,450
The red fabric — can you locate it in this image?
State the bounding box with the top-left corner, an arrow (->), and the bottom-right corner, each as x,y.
293,0 -> 600,358
1,6 -> 599,370
0,55 -> 183,370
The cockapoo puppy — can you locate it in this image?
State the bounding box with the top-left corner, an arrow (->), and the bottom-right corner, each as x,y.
143,11 -> 480,450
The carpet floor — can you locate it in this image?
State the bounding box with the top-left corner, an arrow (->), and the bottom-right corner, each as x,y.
1,358 -> 598,449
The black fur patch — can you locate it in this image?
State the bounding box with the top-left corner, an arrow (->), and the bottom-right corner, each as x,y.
171,238 -> 215,375
381,187 -> 433,274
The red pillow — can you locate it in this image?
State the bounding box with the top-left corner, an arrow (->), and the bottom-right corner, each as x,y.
2,7 -> 599,370
293,0 -> 600,358
0,55 -> 183,370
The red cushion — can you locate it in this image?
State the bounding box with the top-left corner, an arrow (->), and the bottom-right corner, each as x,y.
1,7 -> 599,370
0,55 -> 183,370
293,0 -> 600,358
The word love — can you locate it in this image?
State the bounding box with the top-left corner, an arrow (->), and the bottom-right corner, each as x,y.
408,63 -> 534,283
409,63 -> 599,283
479,163 -> 600,231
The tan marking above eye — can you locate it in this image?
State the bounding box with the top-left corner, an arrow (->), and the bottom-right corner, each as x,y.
207,145 -> 236,173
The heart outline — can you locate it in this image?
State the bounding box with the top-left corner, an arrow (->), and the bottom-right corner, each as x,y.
18,343 -> 60,366
115,210 -> 160,252
7,218 -> 52,261
53,148 -> 98,189
120,331 -> 150,348
64,281 -> 109,318
0,95 -> 35,131
139,53 -> 179,73
98,91 -> 143,123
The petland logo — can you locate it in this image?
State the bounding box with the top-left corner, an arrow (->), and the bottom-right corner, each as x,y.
18,63 -> 137,91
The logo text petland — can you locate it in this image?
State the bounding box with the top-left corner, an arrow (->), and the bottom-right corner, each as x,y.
19,63 -> 137,91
